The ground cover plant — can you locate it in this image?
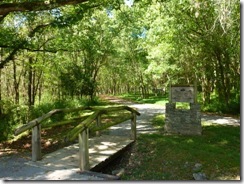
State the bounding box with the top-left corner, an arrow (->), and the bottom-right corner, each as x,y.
118,115 -> 240,180
119,94 -> 169,106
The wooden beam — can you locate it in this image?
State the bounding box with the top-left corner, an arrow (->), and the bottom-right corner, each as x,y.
92,105 -> 140,116
79,129 -> 89,171
90,115 -> 132,133
62,105 -> 139,116
66,107 -> 140,141
15,105 -> 140,142
66,111 -> 100,142
15,106 -> 91,135
96,114 -> 101,137
32,124 -> 42,161
42,115 -> 90,128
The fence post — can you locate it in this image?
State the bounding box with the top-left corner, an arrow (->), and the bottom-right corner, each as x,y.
79,128 -> 90,171
130,112 -> 137,140
96,114 -> 101,136
32,124 -> 42,161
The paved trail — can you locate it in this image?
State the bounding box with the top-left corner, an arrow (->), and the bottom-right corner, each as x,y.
0,96 -> 240,180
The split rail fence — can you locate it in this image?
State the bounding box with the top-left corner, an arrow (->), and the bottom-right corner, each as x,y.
14,105 -> 140,171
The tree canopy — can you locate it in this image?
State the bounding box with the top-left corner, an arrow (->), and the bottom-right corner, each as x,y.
0,0 -> 240,140
0,0 -> 90,21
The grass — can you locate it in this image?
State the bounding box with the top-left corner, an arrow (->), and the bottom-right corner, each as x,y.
121,115 -> 240,180
118,93 -> 168,106
118,94 -> 194,109
118,93 -> 240,115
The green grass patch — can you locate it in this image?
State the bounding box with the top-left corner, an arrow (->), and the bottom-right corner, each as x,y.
151,114 -> 165,131
118,93 -> 240,115
176,102 -> 190,109
122,115 -> 240,180
118,93 -> 168,105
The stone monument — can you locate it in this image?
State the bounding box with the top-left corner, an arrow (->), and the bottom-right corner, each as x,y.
164,83 -> 202,135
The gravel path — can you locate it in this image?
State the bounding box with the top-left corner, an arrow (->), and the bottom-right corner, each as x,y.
104,96 -> 240,137
105,103 -> 165,137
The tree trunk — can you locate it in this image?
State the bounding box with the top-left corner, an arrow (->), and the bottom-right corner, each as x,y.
214,48 -> 230,107
13,59 -> 19,104
0,69 -> 2,116
38,80 -> 42,104
28,57 -> 34,106
32,69 -> 36,105
0,48 -> 2,116
201,74 -> 211,104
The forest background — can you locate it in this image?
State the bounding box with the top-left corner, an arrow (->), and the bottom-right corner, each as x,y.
0,0 -> 240,141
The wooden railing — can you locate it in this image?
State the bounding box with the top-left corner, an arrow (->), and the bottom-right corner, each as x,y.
14,105 -> 140,171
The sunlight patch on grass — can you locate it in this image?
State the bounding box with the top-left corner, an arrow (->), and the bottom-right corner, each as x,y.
151,114 -> 165,131
201,121 -> 213,126
218,140 -> 228,146
118,94 -> 169,105
186,138 -> 194,143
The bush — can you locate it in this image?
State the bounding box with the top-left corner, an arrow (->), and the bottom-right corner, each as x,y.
0,100 -> 29,141
0,97 -> 101,142
199,92 -> 240,115
201,99 -> 240,115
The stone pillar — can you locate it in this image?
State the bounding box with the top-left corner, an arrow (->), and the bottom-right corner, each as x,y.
165,103 -> 202,135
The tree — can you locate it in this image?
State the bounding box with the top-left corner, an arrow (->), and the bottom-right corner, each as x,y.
0,0 -> 240,120
0,0 -> 89,21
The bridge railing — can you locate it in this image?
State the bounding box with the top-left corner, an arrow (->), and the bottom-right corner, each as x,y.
14,105 -> 140,171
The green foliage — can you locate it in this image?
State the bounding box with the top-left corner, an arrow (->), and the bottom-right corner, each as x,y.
0,100 -> 29,141
0,0 -> 240,140
59,62 -> 97,99
199,92 -> 240,115
0,97 -> 102,142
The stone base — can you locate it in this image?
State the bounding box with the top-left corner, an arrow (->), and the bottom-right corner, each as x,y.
164,103 -> 202,135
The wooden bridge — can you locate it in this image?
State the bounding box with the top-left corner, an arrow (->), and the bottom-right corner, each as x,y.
14,105 -> 140,180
